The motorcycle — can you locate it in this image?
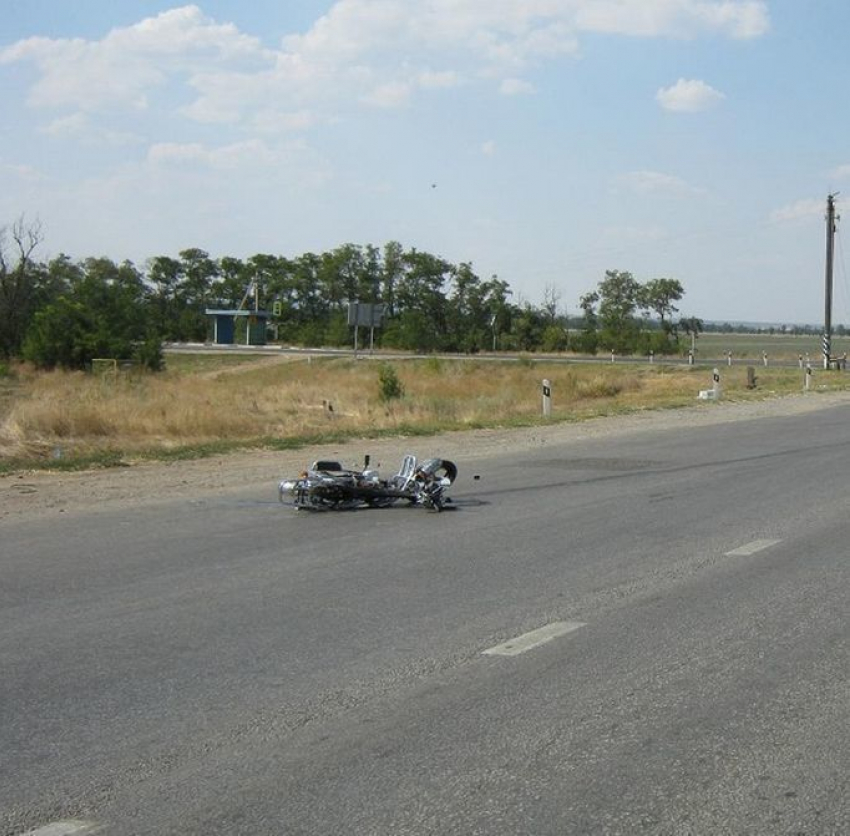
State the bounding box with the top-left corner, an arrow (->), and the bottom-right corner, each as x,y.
278,454 -> 458,512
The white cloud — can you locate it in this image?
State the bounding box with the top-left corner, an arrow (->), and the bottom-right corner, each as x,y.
656,78 -> 725,112
148,138 -> 278,170
0,6 -> 268,113
418,69 -> 462,90
619,169 -> 703,195
770,198 -> 824,223
43,112 -> 142,146
482,139 -> 497,156
1,160 -> 48,182
1,1 -> 766,130
362,80 -> 412,108
830,164 -> 850,179
575,0 -> 769,39
500,77 -> 535,96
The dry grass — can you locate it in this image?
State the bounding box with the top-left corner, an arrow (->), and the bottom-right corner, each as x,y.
1,355 -> 846,469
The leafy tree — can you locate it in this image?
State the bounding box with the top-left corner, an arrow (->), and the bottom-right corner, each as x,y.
505,302 -> 546,352
381,241 -> 405,317
639,278 -> 683,328
147,255 -> 184,339
23,257 -> 152,369
214,256 -> 250,308
384,309 -> 440,353
22,298 -> 90,368
597,269 -> 641,352
177,248 -> 218,340
0,217 -> 46,359
679,316 -> 704,355
446,262 -> 489,352
573,290 -> 600,355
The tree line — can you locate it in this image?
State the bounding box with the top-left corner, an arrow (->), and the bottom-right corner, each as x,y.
1,217 -> 696,370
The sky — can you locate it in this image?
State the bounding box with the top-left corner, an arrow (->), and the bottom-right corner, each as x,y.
2,0 -> 850,325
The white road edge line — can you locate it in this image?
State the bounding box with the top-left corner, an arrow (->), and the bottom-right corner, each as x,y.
482,620 -> 586,657
19,821 -> 100,836
725,538 -> 783,557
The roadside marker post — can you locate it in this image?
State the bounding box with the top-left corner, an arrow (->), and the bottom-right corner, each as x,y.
763,351 -> 769,367
805,363 -> 812,391
542,379 -> 552,417
727,350 -> 733,366
713,368 -> 721,400
649,351 -> 654,364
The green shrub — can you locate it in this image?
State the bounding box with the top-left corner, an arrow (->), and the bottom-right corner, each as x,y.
378,363 -> 405,401
134,335 -> 165,372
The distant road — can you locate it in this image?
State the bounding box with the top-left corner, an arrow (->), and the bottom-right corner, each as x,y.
2,402 -> 848,835
163,341 -> 817,369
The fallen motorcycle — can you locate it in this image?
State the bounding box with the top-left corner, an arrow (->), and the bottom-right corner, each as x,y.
278,454 -> 458,512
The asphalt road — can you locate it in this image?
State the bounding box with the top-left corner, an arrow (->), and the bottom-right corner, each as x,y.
2,405 -> 848,835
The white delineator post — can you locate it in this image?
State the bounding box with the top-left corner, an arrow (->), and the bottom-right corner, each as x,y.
805,363 -> 812,391
713,368 -> 721,400
542,379 -> 552,417
727,351 -> 733,366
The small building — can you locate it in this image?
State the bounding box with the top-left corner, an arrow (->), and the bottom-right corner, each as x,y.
205,309 -> 270,346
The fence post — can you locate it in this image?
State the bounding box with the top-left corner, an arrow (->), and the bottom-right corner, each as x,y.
542,379 -> 552,417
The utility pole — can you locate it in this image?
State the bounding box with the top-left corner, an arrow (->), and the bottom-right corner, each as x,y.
824,192 -> 839,369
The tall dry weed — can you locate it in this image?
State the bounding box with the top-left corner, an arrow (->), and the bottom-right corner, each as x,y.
0,356 -> 822,464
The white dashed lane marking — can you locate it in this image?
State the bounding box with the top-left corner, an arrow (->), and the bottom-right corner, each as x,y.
482,620 -> 586,657
725,538 -> 783,557
19,821 -> 100,836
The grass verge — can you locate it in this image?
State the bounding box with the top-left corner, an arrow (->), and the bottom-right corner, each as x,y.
1,355 -> 847,474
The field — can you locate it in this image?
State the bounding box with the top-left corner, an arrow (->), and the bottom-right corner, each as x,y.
696,332 -> 850,360
3,342 -> 850,474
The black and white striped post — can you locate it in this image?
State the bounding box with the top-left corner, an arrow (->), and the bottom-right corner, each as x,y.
542,379 -> 552,417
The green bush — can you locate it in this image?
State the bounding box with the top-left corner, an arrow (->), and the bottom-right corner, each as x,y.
378,363 -> 405,401
134,335 -> 165,372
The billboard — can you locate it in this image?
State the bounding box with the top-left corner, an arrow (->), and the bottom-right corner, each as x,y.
347,302 -> 385,328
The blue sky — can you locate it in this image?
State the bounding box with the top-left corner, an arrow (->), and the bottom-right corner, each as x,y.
2,1 -> 849,324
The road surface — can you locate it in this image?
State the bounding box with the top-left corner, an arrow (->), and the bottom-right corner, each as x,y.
2,403 -> 848,835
